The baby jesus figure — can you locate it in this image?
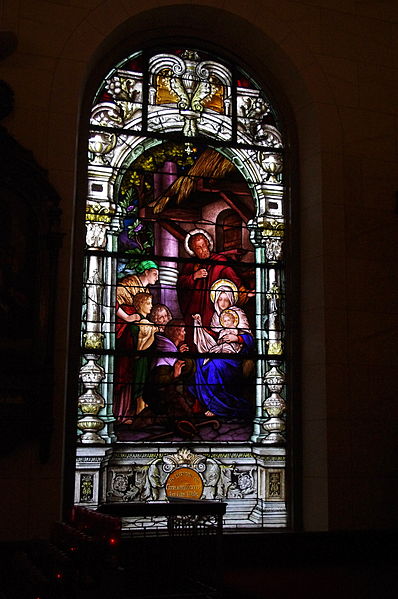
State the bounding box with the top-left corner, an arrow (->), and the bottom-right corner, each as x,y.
193,309 -> 243,356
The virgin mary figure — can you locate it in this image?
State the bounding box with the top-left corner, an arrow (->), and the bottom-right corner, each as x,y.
189,279 -> 255,419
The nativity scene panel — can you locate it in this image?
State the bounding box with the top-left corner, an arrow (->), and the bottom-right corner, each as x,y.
114,143 -> 257,442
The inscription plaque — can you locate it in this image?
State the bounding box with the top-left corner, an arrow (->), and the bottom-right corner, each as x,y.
165,467 -> 204,499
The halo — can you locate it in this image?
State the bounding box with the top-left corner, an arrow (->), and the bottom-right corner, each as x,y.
184,228 -> 214,256
220,308 -> 240,327
210,278 -> 239,305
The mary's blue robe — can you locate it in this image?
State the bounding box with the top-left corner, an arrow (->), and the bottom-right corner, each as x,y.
189,333 -> 255,419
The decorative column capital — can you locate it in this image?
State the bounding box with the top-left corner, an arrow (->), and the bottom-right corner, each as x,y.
248,217 -> 284,255
86,221 -> 109,249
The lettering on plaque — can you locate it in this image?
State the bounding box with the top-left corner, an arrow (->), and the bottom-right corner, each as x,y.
165,467 -> 204,499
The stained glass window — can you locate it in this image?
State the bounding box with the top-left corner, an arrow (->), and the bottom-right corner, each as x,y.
76,47 -> 288,530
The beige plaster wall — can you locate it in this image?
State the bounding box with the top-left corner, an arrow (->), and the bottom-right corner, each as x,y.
0,0 -> 397,539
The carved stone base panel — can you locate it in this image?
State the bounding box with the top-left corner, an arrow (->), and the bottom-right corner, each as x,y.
249,501 -> 287,527
74,447 -> 112,507
75,443 -> 287,529
253,446 -> 286,465
224,499 -> 257,526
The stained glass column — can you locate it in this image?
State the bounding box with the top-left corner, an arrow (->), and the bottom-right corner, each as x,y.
77,161 -> 115,444
249,180 -> 286,445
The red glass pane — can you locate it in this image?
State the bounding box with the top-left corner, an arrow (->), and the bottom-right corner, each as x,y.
236,77 -> 251,88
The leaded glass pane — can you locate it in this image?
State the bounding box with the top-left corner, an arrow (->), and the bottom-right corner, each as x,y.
77,46 -> 288,530
147,50 -> 232,140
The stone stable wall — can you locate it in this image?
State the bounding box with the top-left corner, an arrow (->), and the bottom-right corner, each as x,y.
0,0 -> 397,539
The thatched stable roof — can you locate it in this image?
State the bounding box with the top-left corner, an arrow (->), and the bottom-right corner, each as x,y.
150,148 -> 235,214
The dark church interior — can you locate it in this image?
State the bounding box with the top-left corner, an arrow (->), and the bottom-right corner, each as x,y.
1,2 -> 397,598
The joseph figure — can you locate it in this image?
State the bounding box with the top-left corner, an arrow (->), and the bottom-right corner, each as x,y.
177,229 -> 253,343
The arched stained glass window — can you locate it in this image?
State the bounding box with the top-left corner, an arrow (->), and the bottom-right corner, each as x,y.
75,46 -> 288,530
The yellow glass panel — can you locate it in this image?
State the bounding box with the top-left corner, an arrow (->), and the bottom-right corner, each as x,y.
202,79 -> 224,113
156,70 -> 180,105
